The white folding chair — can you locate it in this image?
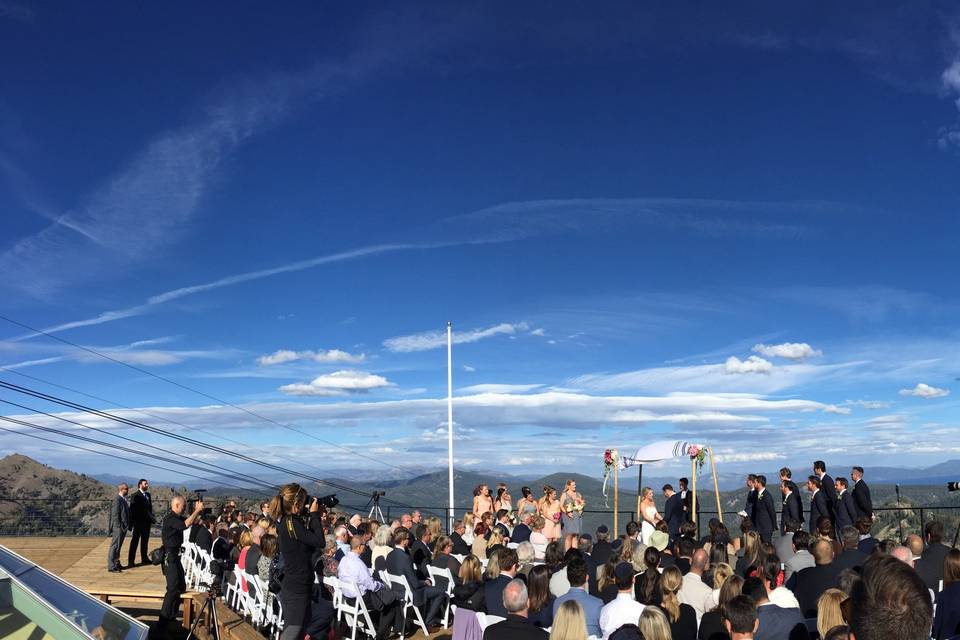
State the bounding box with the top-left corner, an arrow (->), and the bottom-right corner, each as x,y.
323,575 -> 344,621
451,554 -> 466,563
485,614 -> 505,627
384,571 -> 429,637
247,575 -> 269,628
340,580 -> 378,640
426,565 -> 455,628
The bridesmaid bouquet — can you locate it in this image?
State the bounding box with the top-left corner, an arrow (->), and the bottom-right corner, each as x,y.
563,496 -> 585,515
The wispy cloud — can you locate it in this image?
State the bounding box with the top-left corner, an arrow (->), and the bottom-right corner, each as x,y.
278,370 -> 393,397
898,383 -> 950,399
383,322 -> 529,353
257,348 -> 366,366
752,342 -> 822,360
458,383 -> 544,395
0,336 -> 230,370
724,355 -> 773,375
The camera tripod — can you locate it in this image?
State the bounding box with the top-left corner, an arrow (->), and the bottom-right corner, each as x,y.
366,491 -> 385,522
186,581 -> 221,640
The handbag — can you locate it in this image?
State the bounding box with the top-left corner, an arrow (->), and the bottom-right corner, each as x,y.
149,547 -> 166,566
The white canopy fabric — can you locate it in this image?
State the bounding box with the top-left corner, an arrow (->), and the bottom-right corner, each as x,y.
618,440 -> 703,469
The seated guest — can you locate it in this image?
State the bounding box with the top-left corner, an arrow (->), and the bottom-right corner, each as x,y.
411,524 -> 434,580
723,595 -> 759,640
244,525 -> 265,582
339,535 -> 401,640
452,555 -> 486,611
516,542 -> 536,577
675,538 -> 695,575
790,538 -> 839,618
741,576 -> 808,640
759,556 -> 799,609
386,527 -> 446,628
526,565 -> 556,628
661,566 -> 698,640
578,535 -> 598,595
485,548 -> 521,618
736,531 -> 764,578
849,555 -> 932,640
482,579 -> 549,640
257,533 -> 278,609
833,525 -> 868,573
473,522 -> 491,558
933,548 -> 960,640
917,520 -> 953,593
823,626 -> 849,640
815,517 -> 842,559
494,510 -> 512,541
592,525 -> 613,568
487,529 -> 506,559
431,535 -> 462,589
450,520 -> 471,556
776,518 -> 801,565
512,514 -> 533,544
856,517 -> 879,555
211,524 -> 233,585
555,555 -> 603,637
783,531 -> 814,582
551,548 -> 582,598
906,535 -> 925,564
486,551 -> 502,582
370,524 -> 393,571
639,606 -> 673,640
357,522 -> 373,567
706,562 -> 733,610
194,515 -> 214,553
698,574 -> 743,640
530,517 -> 549,557
598,562 -> 645,640
551,600 -> 588,640
597,556 -> 620,604
635,547 -> 662,607
680,549 -> 713,622
816,589 -> 845,640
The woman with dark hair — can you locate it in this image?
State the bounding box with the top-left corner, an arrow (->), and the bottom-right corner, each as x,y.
471,522 -> 490,558
597,555 -> 620,604
933,548 -> 960,640
635,547 -> 663,606
526,564 -> 556,627
544,541 -> 566,574
473,485 -> 493,519
517,486 -> 539,521
493,483 -> 513,515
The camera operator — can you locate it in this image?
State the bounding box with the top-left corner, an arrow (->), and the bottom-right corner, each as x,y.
269,483 -> 325,640
156,495 -> 205,633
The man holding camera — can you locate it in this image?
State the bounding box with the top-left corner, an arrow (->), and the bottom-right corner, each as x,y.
156,495 -> 205,634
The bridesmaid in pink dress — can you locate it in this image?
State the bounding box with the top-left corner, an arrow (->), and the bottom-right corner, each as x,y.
473,484 -> 494,520
538,485 -> 562,542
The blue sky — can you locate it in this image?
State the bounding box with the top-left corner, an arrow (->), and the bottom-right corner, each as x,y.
2,2 -> 960,486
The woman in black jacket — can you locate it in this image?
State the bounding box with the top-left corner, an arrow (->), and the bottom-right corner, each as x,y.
452,555 -> 486,612
270,483 -> 324,640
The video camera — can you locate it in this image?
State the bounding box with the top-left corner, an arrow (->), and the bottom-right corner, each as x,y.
190,489 -> 213,516
299,493 -> 339,516
948,482 -> 960,492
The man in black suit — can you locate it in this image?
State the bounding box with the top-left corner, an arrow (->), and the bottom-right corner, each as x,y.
678,477 -> 693,522
107,483 -> 130,572
850,466 -> 873,521
484,548 -> 520,617
805,476 -> 828,535
833,526 -> 868,574
410,524 -> 433,581
482,579 -> 548,640
450,520 -> 471,555
193,515 -> 214,554
753,475 -> 777,544
592,526 -> 613,567
916,520 -> 952,592
128,478 -> 154,567
743,474 -> 758,522
835,477 -> 856,531
789,538 -> 839,618
813,460 -> 837,526
855,517 -> 879,555
511,514 -> 532,544
662,484 -> 684,543
781,479 -> 803,536
494,510 -> 512,541
385,527 -> 446,629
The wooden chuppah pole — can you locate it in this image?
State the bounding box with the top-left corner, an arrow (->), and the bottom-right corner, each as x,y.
613,449 -> 620,536
691,457 -> 697,524
709,446 -> 722,521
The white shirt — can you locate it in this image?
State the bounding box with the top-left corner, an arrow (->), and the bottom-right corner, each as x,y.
679,572 -> 713,621
768,586 -> 800,609
599,592 -> 645,640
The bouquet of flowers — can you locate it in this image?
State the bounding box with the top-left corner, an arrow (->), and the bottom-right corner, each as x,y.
688,444 -> 706,470
563,496 -> 585,516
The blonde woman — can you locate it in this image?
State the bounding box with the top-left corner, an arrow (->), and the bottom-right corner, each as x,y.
639,606 -> 672,640
639,487 -> 662,544
560,479 -> 584,550
708,562 -> 734,609
473,485 -> 494,519
539,485 -> 562,542
462,513 -> 476,545
817,589 -> 847,639
660,566 -> 698,639
484,550 -> 502,581
550,599 -> 587,640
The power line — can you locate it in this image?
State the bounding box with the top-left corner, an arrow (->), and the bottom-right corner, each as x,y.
0,314 -> 408,472
0,423 -> 262,495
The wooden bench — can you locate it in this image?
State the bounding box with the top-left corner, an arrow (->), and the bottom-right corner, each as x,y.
86,589 -> 196,627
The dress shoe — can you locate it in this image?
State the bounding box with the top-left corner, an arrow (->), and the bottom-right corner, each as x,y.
108,567 -> 122,572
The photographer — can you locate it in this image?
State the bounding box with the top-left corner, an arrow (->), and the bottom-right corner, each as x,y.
156,495 -> 205,633
269,483 -> 325,640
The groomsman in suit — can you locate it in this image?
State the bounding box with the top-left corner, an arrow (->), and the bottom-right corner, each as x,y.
678,477 -> 693,522
128,478 -> 155,567
753,475 -> 777,543
779,467 -> 800,495
743,474 -> 758,521
813,461 -> 837,525
781,479 -> 803,534
806,475 -> 828,534
835,477 -> 857,531
662,484 -> 684,542
107,483 -> 130,572
850,466 -> 873,521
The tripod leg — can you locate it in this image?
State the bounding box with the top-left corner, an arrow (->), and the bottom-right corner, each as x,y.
186,595 -> 211,640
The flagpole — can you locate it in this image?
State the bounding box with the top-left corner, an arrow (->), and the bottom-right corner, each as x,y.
447,321 -> 455,533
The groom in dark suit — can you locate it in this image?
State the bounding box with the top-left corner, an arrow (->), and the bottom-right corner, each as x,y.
662,484 -> 684,542
753,475 -> 777,543
128,478 -> 154,567
107,483 -> 130,572
850,466 -> 873,521
781,479 -> 803,535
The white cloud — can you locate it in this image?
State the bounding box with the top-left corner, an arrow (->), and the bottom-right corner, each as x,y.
711,451 -> 786,463
459,383 -> 544,395
530,328 -> 546,337
463,365 -> 476,372
724,355 -> 773,375
383,322 -> 529,353
898,383 -> 950,399
752,342 -> 822,360
278,370 -> 392,396
822,405 -> 852,415
609,411 -> 769,424
866,414 -> 908,427
842,399 -> 891,410
257,348 -> 366,366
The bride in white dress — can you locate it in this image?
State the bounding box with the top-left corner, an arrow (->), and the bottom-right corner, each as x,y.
639,487 -> 663,543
